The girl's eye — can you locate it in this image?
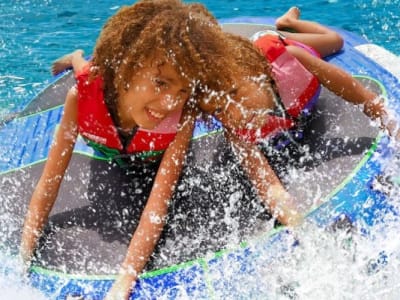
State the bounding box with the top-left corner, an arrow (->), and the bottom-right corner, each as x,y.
153,78 -> 168,88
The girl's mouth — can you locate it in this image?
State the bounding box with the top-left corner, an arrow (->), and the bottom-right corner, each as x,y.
146,108 -> 165,121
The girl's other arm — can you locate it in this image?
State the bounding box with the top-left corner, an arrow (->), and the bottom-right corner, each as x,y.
51,49 -> 88,76
286,45 -> 400,138
20,87 -> 78,265
228,133 -> 302,226
105,108 -> 197,300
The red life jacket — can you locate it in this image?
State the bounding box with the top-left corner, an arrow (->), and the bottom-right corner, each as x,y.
236,32 -> 321,143
75,66 -> 180,159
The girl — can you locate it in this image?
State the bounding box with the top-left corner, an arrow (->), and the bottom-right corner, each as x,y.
20,1 -> 247,299
203,7 -> 391,133
198,7 -> 399,226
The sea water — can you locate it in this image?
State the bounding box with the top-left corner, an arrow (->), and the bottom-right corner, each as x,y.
1,0 -> 400,299
1,0 -> 399,115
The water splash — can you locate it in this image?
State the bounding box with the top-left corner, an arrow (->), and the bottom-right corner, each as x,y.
0,254 -> 47,300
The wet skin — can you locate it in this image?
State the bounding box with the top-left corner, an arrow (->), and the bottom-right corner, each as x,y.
117,61 -> 191,131
200,77 -> 276,131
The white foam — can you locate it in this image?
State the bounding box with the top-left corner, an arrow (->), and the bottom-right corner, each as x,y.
356,44 -> 400,81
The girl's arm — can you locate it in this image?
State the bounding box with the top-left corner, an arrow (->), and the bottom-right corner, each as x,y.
227,132 -> 302,226
105,107 -> 197,300
20,87 -> 78,265
286,45 -> 399,137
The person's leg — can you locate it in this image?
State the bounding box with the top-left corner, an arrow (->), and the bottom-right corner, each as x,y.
51,49 -> 88,76
276,7 -> 343,57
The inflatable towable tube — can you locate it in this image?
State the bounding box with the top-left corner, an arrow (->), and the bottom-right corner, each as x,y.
1,18 -> 400,299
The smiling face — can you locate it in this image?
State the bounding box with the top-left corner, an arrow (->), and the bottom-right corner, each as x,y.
117,60 -> 191,130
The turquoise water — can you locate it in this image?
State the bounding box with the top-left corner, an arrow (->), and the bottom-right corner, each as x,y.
0,0 -> 399,115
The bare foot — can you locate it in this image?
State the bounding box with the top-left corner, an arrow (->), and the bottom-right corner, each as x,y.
275,7 -> 300,30
51,49 -> 84,76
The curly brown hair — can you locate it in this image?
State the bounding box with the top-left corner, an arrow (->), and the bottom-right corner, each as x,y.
91,0 -> 273,119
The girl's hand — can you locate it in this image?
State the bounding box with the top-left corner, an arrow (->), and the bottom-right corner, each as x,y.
267,183 -> 303,227
104,274 -> 136,300
363,96 -> 400,140
14,252 -> 32,280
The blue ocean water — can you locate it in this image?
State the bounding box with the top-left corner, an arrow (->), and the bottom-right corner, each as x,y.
0,0 -> 399,115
